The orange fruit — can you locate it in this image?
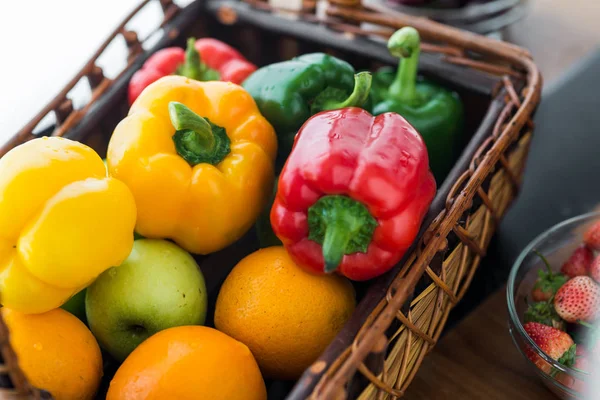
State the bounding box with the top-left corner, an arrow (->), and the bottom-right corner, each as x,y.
107,326 -> 266,400
2,308 -> 103,400
215,246 -> 356,380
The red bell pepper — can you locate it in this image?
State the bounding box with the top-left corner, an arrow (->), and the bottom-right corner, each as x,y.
128,37 -> 256,104
270,107 -> 436,281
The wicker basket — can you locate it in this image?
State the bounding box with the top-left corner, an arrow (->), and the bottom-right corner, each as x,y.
0,0 -> 541,398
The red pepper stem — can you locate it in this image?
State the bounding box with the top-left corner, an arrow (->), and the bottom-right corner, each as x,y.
323,221 -> 352,273
307,195 -> 378,273
176,38 -> 220,81
387,27 -> 421,103
169,101 -> 231,166
176,38 -> 204,80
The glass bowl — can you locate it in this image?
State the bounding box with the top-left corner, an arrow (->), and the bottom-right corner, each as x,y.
507,212 -> 599,399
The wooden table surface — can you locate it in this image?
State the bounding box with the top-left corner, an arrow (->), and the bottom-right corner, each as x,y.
404,1 -> 599,398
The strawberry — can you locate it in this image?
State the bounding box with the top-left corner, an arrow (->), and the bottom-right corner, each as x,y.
590,254 -> 600,283
560,245 -> 593,278
584,220 -> 600,251
531,288 -> 550,302
523,322 -> 576,374
554,276 -> 600,323
531,250 -> 568,301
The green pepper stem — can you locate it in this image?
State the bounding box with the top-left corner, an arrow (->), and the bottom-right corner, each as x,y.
310,72 -> 372,115
169,101 -> 231,166
387,27 -> 421,103
308,195 -> 378,273
322,72 -> 372,111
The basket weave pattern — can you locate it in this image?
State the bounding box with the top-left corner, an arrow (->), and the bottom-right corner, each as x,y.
0,0 -> 541,398
316,120 -> 533,400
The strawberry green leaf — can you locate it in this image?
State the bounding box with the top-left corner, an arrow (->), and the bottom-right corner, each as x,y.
550,344 -> 577,378
525,301 -> 566,331
534,249 -> 554,273
534,273 -> 568,294
532,250 -> 568,295
558,344 -> 577,368
578,320 -> 594,329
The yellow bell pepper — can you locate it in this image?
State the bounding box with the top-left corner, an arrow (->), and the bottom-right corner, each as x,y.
107,76 -> 277,254
0,137 -> 137,314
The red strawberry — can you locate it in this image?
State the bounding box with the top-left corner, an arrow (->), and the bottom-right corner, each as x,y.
590,254 -> 600,283
584,220 -> 600,250
531,288 -> 549,302
560,245 -> 593,278
554,276 -> 600,323
523,322 -> 575,374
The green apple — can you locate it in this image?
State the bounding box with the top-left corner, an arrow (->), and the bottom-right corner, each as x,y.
86,239 -> 207,361
61,289 -> 87,323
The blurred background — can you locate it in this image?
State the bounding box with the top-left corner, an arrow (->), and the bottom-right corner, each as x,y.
1,0 -> 598,142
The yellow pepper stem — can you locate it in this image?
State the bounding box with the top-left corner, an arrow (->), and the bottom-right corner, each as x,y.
168,102 -> 231,166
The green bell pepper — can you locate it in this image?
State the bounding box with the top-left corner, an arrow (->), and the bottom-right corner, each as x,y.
242,53 -> 372,166
371,27 -> 464,183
